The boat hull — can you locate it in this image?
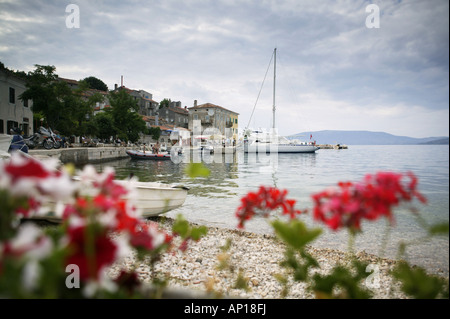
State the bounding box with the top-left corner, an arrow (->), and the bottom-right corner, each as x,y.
0,134 -> 12,158
126,149 -> 172,160
118,180 -> 188,217
34,180 -> 188,223
244,142 -> 319,153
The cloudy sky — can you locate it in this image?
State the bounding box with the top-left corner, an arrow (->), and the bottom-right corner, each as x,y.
1,0 -> 448,138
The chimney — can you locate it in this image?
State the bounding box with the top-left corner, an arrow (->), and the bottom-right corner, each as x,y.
121,75 -> 123,87
194,100 -> 197,107
114,84 -> 118,90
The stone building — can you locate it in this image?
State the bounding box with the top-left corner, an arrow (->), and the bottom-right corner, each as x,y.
157,104 -> 189,129
188,101 -> 239,141
0,68 -> 33,136
128,89 -> 159,116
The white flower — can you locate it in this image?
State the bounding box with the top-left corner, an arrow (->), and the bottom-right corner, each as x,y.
147,223 -> 166,248
10,223 -> 43,251
82,270 -> 118,298
38,174 -> 76,200
97,209 -> 118,229
112,233 -> 133,261
10,223 -> 53,260
22,260 -> 41,292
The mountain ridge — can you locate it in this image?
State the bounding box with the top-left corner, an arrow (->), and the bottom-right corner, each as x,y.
287,130 -> 449,145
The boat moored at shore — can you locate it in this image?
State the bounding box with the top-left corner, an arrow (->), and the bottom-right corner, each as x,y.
126,149 -> 172,160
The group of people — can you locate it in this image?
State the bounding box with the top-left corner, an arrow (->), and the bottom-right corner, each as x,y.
142,141 -> 160,154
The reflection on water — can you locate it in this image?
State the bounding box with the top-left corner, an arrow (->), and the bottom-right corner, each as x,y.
89,146 -> 449,275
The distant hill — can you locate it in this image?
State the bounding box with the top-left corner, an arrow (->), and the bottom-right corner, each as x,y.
287,130 -> 449,145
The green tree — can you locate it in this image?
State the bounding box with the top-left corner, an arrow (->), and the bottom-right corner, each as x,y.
92,112 -> 116,140
71,81 -> 105,136
148,126 -> 161,141
19,65 -> 104,137
159,98 -> 171,108
80,76 -> 108,92
107,89 -> 146,143
19,65 -> 74,133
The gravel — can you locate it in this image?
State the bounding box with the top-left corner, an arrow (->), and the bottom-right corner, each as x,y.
107,218 -> 425,299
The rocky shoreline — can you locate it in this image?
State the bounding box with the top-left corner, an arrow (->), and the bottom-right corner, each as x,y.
107,217 -> 429,299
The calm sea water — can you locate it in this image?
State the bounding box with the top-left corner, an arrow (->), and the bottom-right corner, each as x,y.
92,145 -> 449,275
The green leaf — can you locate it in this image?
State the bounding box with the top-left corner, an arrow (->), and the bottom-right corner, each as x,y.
392,261 -> 448,299
172,214 -> 208,241
185,163 -> 210,178
233,270 -> 250,291
271,219 -> 322,250
172,214 -> 190,237
312,262 -> 373,299
428,222 -> 449,236
191,225 -> 208,241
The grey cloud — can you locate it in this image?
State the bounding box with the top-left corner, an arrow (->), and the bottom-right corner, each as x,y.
0,0 -> 448,137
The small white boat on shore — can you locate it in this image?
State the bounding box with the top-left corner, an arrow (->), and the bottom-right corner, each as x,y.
37,179 -> 188,223
108,179 -> 188,218
0,134 -> 12,159
1,137 -> 188,222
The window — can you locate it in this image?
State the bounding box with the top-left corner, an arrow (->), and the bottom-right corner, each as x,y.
9,87 -> 15,104
23,99 -> 29,107
0,119 -> 3,134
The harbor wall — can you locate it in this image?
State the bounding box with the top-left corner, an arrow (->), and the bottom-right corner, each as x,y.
29,147 -> 132,165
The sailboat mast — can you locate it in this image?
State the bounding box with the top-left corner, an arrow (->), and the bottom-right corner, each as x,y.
272,48 -> 276,130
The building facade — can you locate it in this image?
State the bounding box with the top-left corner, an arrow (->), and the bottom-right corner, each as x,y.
188,102 -> 239,141
0,68 -> 34,136
129,89 -> 159,116
157,105 -> 189,129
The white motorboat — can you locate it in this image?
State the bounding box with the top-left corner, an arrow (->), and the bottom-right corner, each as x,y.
243,48 -> 319,154
243,129 -> 318,153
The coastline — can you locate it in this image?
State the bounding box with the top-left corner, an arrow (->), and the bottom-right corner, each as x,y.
107,217 -> 438,299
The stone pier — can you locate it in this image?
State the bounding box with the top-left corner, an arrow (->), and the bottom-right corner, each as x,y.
29,146 -> 132,165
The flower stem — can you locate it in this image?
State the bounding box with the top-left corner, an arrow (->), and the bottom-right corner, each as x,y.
347,230 -> 355,256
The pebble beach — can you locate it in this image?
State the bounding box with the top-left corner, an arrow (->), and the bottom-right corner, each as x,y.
107,217 -> 427,299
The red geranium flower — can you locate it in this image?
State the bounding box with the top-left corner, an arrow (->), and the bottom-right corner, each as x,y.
312,171 -> 427,232
65,225 -> 117,280
4,157 -> 51,183
236,186 -> 304,228
114,270 -> 141,295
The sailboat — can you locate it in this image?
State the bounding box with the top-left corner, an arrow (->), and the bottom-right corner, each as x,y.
243,48 -> 319,153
